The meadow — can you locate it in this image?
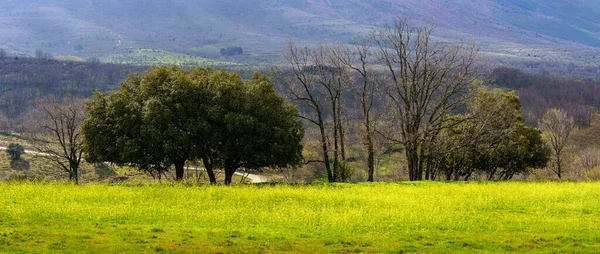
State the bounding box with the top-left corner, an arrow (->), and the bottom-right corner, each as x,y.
0,182 -> 599,253
100,48 -> 240,68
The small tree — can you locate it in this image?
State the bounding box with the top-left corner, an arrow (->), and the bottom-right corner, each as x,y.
32,97 -> 85,184
277,43 -> 351,182
334,41 -> 383,182
539,108 -> 574,178
6,143 -> 24,161
432,89 -> 550,181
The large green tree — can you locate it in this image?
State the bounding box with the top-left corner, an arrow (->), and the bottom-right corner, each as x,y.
207,72 -> 304,184
83,66 -> 205,180
82,66 -> 303,183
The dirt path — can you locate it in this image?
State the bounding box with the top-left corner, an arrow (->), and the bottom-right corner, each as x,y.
188,167 -> 271,183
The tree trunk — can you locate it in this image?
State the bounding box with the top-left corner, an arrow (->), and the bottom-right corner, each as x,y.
465,169 -> 474,181
224,167 -> 236,185
367,132 -> 375,182
206,166 -> 217,184
425,155 -> 434,181
418,145 -> 426,181
425,136 -> 437,180
445,170 -> 452,181
70,160 -> 79,184
332,102 -> 340,182
338,101 -> 347,163
488,168 -> 496,181
175,160 -> 186,181
556,153 -> 562,179
406,144 -> 419,181
319,123 -> 333,182
201,155 -> 217,184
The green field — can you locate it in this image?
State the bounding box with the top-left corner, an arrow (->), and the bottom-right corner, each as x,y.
1,182 -> 599,253
100,48 -> 240,68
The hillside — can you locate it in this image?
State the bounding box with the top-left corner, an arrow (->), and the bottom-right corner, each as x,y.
0,0 -> 599,68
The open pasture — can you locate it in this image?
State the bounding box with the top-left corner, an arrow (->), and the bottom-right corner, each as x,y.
0,182 -> 599,253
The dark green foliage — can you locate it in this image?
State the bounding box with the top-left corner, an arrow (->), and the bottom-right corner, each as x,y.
214,72 -> 304,184
432,89 -> 551,180
220,47 -> 243,56
82,66 -> 204,180
6,143 -> 24,161
82,66 -> 303,184
492,124 -> 550,180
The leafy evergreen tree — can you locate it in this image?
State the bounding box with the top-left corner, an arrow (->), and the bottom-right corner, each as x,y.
82,66 -> 303,183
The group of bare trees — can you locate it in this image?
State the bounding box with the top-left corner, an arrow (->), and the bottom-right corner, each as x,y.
0,55 -> 145,132
492,67 -> 600,127
275,43 -> 375,182
277,19 -> 483,182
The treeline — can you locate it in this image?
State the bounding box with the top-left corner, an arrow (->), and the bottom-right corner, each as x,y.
0,55 -> 146,130
491,67 -> 599,127
508,60 -> 600,80
272,20 -> 598,183
269,19 -> 553,183
2,21 -> 600,184
28,66 -> 303,185
0,53 -> 265,132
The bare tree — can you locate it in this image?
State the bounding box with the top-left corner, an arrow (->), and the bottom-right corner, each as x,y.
539,108 -> 574,178
334,41 -> 382,182
315,44 -> 350,182
372,18 -> 479,181
578,148 -> 600,172
274,42 -> 351,182
35,49 -> 45,61
31,97 -> 86,184
34,49 -> 52,61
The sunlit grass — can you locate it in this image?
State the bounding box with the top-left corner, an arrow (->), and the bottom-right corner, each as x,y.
100,48 -> 240,67
1,182 -> 599,253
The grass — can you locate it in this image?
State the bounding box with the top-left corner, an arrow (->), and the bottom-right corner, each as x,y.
1,182 -> 599,253
100,48 -> 240,68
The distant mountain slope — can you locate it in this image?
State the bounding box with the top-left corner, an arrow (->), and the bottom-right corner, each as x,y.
296,0 -> 600,46
0,0 -> 599,66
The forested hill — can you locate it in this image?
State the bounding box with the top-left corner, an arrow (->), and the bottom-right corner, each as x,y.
0,57 -> 144,124
1,0 -> 599,67
1,55 -> 599,133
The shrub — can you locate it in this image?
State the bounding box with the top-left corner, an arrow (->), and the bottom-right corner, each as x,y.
6,143 -> 24,161
220,47 -> 243,56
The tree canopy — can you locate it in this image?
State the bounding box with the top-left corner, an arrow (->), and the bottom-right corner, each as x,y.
82,66 -> 303,184
431,89 -> 550,180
